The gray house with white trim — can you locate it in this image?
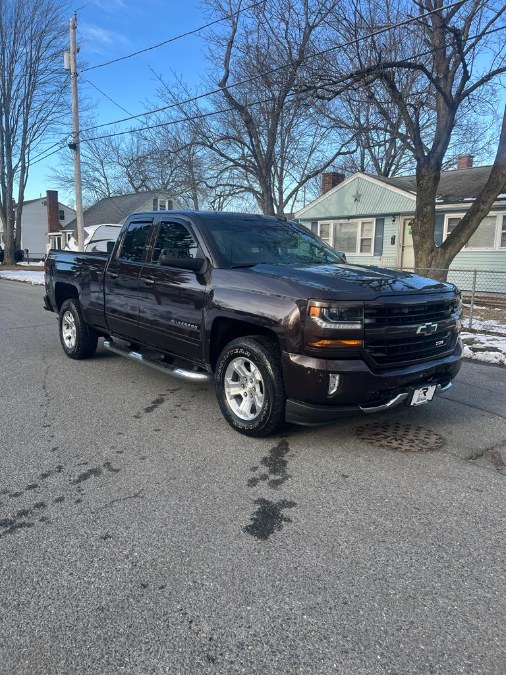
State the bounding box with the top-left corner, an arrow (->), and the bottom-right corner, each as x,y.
55,190 -> 180,249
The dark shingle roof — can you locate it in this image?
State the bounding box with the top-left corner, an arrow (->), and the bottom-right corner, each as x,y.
375,165 -> 501,203
63,190 -> 176,231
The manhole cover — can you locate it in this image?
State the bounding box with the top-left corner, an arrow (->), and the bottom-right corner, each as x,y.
356,420 -> 445,452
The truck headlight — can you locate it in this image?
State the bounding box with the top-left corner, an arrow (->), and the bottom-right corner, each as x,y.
306,301 -> 364,349
308,304 -> 363,330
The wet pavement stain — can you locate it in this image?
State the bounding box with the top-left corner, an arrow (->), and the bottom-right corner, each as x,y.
71,467 -> 102,485
0,521 -> 34,539
144,395 -> 167,414
248,439 -> 291,489
0,456 -> 124,542
243,498 -> 296,540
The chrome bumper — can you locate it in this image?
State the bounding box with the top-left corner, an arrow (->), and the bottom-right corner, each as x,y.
359,381 -> 452,414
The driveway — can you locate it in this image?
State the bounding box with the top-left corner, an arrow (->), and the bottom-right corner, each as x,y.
0,281 -> 505,674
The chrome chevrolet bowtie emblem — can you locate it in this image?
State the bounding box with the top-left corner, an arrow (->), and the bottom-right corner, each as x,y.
417,322 -> 438,335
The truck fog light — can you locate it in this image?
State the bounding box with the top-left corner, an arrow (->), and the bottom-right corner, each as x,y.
328,374 -> 341,396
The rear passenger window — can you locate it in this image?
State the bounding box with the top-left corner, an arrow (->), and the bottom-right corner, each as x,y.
152,221 -> 199,263
116,221 -> 152,262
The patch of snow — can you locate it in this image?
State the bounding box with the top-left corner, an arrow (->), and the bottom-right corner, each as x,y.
18,261 -> 44,266
464,317 -> 506,334
461,331 -> 506,366
0,270 -> 44,285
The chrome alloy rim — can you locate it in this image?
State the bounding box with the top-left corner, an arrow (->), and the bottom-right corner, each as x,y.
224,357 -> 265,421
62,310 -> 77,349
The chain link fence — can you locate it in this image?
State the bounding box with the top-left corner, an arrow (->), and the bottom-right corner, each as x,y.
380,263 -> 506,331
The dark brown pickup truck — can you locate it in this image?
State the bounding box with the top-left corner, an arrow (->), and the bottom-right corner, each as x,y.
44,211 -> 462,436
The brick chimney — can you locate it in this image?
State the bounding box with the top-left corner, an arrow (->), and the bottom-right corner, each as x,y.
322,171 -> 345,195
457,154 -> 474,170
46,190 -> 60,233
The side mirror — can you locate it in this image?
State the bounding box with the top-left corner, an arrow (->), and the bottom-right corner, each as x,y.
159,249 -> 207,273
107,241 -> 115,254
337,250 -> 347,263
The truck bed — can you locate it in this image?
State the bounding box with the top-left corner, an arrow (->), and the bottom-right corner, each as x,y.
45,249 -> 109,331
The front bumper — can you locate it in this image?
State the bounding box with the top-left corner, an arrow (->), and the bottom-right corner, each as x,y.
286,381 -> 452,425
283,341 -> 462,426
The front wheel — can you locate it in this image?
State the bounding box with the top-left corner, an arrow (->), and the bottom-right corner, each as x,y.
214,336 -> 286,437
59,299 -> 98,359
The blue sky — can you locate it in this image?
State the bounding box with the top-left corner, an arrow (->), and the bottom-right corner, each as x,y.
27,0 -> 210,203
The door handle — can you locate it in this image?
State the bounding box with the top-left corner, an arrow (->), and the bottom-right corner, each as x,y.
142,278 -> 155,285
107,272 -> 119,279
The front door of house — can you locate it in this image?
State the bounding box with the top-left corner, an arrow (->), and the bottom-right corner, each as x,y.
401,218 -> 415,268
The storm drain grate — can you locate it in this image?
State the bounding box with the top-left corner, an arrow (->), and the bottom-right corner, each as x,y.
356,420 -> 445,453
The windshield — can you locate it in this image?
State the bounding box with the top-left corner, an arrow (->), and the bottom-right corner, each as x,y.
205,218 -> 345,268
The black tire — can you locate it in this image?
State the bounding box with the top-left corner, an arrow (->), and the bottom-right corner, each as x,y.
59,298 -> 98,359
214,336 -> 286,437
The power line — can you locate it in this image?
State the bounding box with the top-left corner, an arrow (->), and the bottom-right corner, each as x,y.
30,138 -> 71,164
82,77 -> 135,116
33,2 -> 504,163
31,144 -> 69,166
82,95 -> 279,142
81,0 -> 265,73
74,0 -> 97,12
79,20 -> 506,146
80,0 -> 468,135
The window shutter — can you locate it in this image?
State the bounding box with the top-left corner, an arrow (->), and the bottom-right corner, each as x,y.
310,221 -> 318,233
153,198 -> 158,211
434,213 -> 445,246
373,218 -> 384,256
167,200 -> 173,210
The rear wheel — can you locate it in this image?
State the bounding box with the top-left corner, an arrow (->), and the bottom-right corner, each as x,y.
59,299 -> 98,359
214,336 -> 285,437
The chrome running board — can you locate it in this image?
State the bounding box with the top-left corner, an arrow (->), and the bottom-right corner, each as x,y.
103,340 -> 211,383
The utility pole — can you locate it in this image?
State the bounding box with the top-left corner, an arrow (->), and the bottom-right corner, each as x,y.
68,14 -> 85,252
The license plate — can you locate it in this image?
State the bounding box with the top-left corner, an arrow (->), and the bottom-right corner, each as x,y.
410,385 -> 437,406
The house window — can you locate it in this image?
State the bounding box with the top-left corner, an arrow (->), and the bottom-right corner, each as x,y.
59,209 -> 65,220
50,235 -> 62,250
318,223 -> 331,245
153,198 -> 173,211
445,214 -> 503,249
319,219 -> 375,255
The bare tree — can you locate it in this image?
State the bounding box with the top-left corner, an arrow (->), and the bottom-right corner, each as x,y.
151,0 -> 356,216
0,0 -> 68,265
311,0 -> 506,277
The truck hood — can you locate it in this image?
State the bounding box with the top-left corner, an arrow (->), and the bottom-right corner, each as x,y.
242,262 -> 455,300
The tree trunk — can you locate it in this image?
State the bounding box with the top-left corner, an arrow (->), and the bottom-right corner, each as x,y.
412,163 -> 440,273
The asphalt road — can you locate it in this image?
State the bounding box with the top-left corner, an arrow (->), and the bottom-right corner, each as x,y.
0,280 -> 505,675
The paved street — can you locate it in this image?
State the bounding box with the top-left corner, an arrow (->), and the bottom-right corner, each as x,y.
0,280 -> 505,674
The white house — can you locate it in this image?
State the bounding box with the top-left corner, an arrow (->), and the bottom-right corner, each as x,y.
0,190 -> 75,259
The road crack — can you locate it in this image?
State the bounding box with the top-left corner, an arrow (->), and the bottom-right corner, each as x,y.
94,489 -> 144,512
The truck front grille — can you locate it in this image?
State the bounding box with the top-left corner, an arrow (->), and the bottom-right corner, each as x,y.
365,330 -> 453,365
364,299 -> 457,328
364,298 -> 458,367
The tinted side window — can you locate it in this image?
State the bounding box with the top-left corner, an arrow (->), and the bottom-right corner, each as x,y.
116,221 -> 152,262
152,221 -> 199,263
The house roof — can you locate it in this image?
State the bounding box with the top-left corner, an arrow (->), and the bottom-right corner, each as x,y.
63,190 -> 176,231
374,165 -> 497,203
